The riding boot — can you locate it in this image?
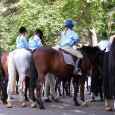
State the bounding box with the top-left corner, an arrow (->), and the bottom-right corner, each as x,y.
73,58 -> 82,75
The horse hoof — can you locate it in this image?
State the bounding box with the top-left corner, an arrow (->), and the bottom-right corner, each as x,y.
31,104 -> 37,108
74,102 -> 80,106
21,103 -> 26,107
7,103 -> 12,108
91,98 -> 95,102
40,106 -> 45,109
3,101 -> 7,104
69,94 -> 72,97
100,98 -> 104,101
83,103 -> 88,107
63,95 -> 66,98
25,98 -> 29,101
106,106 -> 112,111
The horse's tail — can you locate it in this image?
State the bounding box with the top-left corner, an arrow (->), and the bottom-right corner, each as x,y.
0,53 -> 3,93
8,51 -> 16,93
30,50 -> 38,88
103,52 -> 110,99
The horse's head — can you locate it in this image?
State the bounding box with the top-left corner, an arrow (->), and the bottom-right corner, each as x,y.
80,46 -> 104,66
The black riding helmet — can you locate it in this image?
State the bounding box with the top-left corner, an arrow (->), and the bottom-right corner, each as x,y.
35,29 -> 43,39
19,26 -> 27,33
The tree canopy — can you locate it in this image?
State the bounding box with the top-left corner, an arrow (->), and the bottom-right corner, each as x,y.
0,0 -> 114,52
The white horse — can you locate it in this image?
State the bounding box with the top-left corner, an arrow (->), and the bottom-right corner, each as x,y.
7,49 -> 37,108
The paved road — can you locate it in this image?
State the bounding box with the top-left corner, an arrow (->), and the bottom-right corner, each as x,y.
0,90 -> 114,115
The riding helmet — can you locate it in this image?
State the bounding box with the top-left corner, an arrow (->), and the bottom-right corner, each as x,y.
64,19 -> 74,26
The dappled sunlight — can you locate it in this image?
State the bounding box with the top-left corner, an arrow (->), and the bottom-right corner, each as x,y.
74,110 -> 85,113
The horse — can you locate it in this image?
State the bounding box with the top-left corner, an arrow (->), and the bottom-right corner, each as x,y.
89,64 -> 104,102
0,52 -> 10,103
7,49 -> 36,108
55,77 -> 72,97
103,38 -> 115,111
0,51 -> 31,104
29,46 -> 104,109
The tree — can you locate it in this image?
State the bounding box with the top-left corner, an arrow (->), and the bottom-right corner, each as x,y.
0,0 -> 114,52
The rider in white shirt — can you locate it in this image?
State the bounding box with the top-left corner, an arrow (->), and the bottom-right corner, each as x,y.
97,32 -> 111,52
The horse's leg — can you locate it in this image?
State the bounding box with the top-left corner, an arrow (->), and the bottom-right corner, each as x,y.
80,83 -> 88,107
68,80 -> 72,97
0,75 -> 2,100
62,81 -> 66,98
16,76 -> 19,94
1,74 -> 8,104
36,73 -> 45,109
91,92 -> 95,102
18,75 -> 26,107
55,77 -> 58,96
73,82 -> 80,106
24,76 -> 29,101
105,98 -> 112,111
58,81 -> 62,96
65,81 -> 69,96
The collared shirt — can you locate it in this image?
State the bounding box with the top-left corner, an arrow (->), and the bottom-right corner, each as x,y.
61,28 -> 79,47
28,35 -> 42,48
97,40 -> 111,52
16,35 -> 28,48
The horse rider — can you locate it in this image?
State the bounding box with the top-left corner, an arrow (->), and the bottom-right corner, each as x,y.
60,19 -> 83,75
16,26 -> 28,49
97,32 -> 111,52
28,29 -> 43,50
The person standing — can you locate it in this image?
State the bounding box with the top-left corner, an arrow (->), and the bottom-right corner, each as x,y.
16,26 -> 28,49
60,19 -> 83,75
43,73 -> 60,102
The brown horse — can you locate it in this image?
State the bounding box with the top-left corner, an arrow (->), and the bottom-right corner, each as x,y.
30,46 -> 104,109
0,52 -> 9,103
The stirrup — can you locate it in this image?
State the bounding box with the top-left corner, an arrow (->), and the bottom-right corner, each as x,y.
73,68 -> 82,76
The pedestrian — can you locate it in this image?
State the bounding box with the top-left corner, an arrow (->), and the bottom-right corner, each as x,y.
60,19 -> 83,75
43,73 -> 61,102
16,26 -> 28,48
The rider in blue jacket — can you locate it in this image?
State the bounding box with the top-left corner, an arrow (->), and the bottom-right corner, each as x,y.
29,29 -> 43,50
61,19 -> 83,75
16,26 -> 28,48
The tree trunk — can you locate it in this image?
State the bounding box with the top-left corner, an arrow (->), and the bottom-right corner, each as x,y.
89,13 -> 98,46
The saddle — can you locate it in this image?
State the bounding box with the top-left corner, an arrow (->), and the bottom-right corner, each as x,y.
59,48 -> 75,66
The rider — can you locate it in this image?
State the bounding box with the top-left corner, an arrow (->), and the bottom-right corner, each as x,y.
97,32 -> 111,52
60,19 -> 83,75
16,26 -> 28,48
28,29 -> 43,50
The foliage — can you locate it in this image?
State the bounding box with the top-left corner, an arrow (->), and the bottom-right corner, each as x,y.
0,0 -> 114,52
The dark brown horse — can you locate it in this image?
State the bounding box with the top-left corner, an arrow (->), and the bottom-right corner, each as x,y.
103,37 -> 115,111
30,46 -> 104,109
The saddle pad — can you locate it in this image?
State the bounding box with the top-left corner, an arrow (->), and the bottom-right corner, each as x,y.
62,52 -> 75,66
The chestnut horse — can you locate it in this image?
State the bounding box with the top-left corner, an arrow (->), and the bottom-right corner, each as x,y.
30,46 -> 104,109
0,52 -> 10,103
